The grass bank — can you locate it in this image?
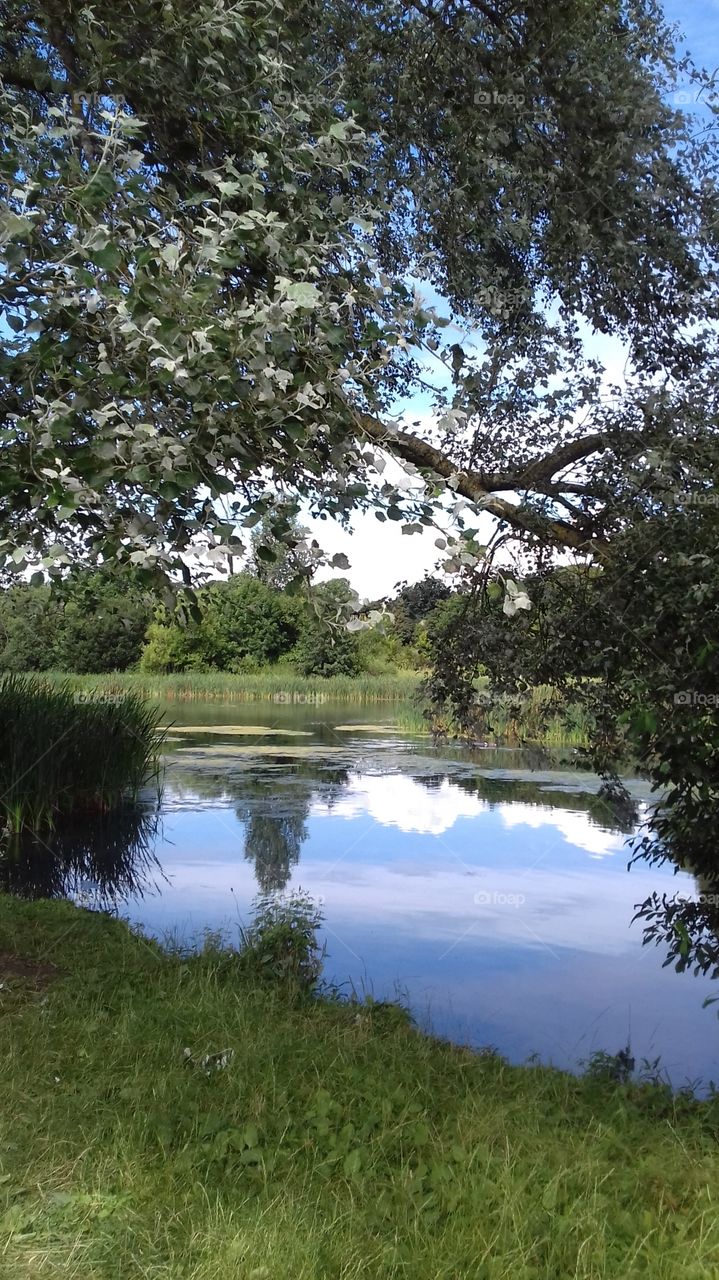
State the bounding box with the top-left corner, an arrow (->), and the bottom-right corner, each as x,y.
0,675 -> 161,832
46,669 -> 423,704
1,896 -> 718,1279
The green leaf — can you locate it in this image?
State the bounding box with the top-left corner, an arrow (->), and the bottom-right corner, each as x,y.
343,1149 -> 361,1177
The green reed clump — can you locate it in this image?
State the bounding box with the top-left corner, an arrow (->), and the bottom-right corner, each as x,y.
404,682 -> 591,747
46,669 -> 422,703
0,675 -> 162,832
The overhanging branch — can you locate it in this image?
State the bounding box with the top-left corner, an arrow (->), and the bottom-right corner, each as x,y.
359,413 -> 610,557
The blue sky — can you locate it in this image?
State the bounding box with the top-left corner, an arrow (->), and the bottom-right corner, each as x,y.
665,0 -> 719,72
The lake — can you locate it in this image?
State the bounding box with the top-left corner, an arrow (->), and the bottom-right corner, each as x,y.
6,699 -> 718,1087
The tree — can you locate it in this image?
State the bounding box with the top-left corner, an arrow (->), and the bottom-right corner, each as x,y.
248,513 -> 315,591
392,577 -> 451,645
198,576 -> 302,669
4,1 -> 719,945
0,583 -> 58,671
140,575 -> 303,672
294,621 -> 362,678
0,569 -> 152,672
3,0 -> 718,580
52,567 -> 153,672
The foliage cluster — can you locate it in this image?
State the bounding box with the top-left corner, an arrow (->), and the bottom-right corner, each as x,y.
0,570 -> 452,678
0,568 -> 153,673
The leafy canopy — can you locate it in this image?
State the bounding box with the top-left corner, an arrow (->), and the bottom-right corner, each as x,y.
2,0 -> 718,582
4,1 -> 719,948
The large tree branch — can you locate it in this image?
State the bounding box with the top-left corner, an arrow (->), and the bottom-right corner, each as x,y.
358,414 -> 610,556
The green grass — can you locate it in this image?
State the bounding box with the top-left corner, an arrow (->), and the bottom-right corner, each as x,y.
478,684 -> 590,747
2,896 -> 718,1279
45,669 -> 423,704
0,674 -> 161,832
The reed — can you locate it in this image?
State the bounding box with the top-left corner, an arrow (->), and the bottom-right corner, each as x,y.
44,669 -> 423,703
396,683 -> 591,747
0,674 -> 162,832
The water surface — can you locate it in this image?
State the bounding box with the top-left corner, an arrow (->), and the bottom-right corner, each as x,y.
8,700 -> 718,1087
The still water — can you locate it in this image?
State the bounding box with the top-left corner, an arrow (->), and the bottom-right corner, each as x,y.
8,700 -> 718,1086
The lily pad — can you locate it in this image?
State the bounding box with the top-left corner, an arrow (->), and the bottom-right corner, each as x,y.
167,725 -> 312,737
333,724 -> 402,733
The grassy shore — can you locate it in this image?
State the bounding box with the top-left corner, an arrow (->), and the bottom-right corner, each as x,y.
1,896 -> 717,1279
45,669 -> 423,704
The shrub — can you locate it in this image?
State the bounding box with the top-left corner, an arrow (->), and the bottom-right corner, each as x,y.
140,620 -> 206,673
293,622 -> 362,677
200,576 -> 304,668
238,891 -> 324,993
52,570 -> 153,673
0,571 -> 153,675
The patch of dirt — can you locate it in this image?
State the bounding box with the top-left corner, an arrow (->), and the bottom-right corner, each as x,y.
0,952 -> 63,989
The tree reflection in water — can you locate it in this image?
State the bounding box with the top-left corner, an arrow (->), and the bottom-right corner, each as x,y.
4,743 -> 715,978
235,765 -> 350,892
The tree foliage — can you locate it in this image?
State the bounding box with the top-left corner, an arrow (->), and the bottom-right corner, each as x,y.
141,575 -> 304,672
248,512 -> 315,590
0,568 -> 152,672
3,0 -> 718,578
4,0 -> 719,953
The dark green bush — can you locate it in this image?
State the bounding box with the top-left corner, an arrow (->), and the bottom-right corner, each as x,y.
238,891 -> 325,993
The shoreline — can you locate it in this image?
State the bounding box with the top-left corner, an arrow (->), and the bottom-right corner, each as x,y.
1,895 -> 717,1278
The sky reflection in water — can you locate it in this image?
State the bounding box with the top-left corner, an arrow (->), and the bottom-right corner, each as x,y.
5,704 -> 715,1086
106,707 -> 718,1089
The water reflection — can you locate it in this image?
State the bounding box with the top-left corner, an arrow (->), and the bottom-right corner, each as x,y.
235,782 -> 309,892
0,805 -> 162,908
2,714 -> 717,1083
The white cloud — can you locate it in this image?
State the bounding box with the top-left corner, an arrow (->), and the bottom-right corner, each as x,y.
311,773 -> 486,835
499,801 -> 627,859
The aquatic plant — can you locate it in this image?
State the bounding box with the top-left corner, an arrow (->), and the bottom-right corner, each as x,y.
44,670 -> 422,704
0,675 -> 162,832
401,682 -> 591,747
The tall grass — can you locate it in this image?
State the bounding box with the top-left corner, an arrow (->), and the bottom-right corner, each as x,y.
45,669 -> 422,704
482,685 -> 590,746
44,671 -> 591,744
0,675 -> 162,832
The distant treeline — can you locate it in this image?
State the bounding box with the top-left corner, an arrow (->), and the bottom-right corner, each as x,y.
0,568 -> 454,677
